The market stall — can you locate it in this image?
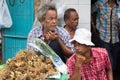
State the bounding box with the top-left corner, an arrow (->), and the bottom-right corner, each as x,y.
0,38 -> 69,80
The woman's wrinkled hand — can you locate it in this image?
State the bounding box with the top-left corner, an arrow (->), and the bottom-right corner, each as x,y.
44,31 -> 59,41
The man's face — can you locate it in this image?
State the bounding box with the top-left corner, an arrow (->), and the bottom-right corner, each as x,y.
73,41 -> 89,56
44,10 -> 57,31
66,11 -> 79,29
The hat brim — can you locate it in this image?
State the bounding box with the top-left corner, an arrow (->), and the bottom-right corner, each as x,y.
69,38 -> 95,46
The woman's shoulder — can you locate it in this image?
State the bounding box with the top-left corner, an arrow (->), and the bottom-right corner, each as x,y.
56,26 -> 69,34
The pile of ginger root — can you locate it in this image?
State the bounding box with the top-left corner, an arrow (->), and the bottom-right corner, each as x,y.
0,50 -> 57,80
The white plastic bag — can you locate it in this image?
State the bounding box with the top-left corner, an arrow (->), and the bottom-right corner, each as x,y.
28,38 -> 68,74
0,0 -> 12,28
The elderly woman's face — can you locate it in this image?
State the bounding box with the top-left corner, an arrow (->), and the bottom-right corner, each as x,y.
44,10 -> 58,31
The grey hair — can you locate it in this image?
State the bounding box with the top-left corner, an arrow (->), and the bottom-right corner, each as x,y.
36,0 -> 57,23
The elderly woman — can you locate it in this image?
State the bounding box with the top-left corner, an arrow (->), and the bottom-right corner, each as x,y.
27,2 -> 74,63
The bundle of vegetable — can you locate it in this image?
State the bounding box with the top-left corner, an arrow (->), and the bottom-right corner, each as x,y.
0,50 -> 58,80
28,38 -> 68,74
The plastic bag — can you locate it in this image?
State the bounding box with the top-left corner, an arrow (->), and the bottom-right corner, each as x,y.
0,0 -> 12,28
28,38 -> 68,74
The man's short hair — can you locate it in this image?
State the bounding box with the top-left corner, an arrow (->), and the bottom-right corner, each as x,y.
64,8 -> 77,21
